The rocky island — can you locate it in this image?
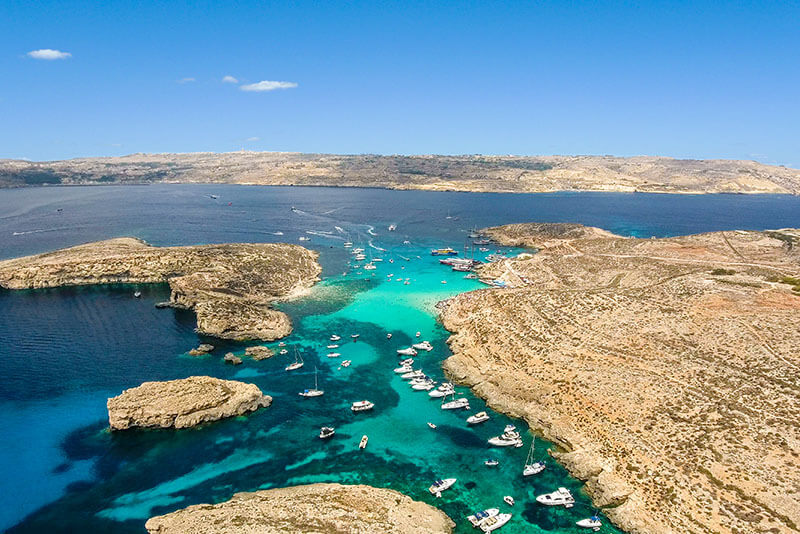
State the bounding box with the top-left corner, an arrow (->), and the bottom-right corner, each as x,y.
440,223 -> 800,534
0,238 -> 321,340
144,483 -> 455,533
107,376 -> 271,430
2,152 -> 799,194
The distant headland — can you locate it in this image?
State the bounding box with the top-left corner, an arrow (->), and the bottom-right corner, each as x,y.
2,152 -> 799,194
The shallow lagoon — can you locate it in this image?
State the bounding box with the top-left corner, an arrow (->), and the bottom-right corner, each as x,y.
2,185 -> 800,533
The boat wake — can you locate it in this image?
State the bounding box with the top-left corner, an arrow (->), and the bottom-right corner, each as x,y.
306,231 -> 346,241
12,226 -> 74,236
367,239 -> 386,251
367,226 -> 377,236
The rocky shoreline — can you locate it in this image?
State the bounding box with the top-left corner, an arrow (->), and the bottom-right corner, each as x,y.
0,237 -> 321,340
144,483 -> 455,533
107,376 -> 272,430
440,223 -> 800,534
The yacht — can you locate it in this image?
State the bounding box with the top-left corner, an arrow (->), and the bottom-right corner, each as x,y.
428,478 -> 456,496
398,358 -> 414,366
397,347 -> 418,356
429,383 -> 455,398
401,369 -> 425,380
394,365 -> 413,373
467,508 -> 499,528
319,426 -> 335,439
412,380 -> 436,391
576,516 -> 602,531
412,340 -> 433,351
352,247 -> 365,253
523,437 -> 546,476
285,348 -> 304,371
341,359 -> 351,367
488,425 -> 523,447
279,349 -> 289,355
327,352 -> 341,358
467,411 -> 490,425
535,487 -> 575,508
299,367 -> 324,397
327,344 -> 339,349
363,263 -> 376,270
354,254 -> 366,261
484,459 -> 499,467
441,394 -> 470,410
480,513 -> 511,532
351,400 -> 375,412
330,335 -> 341,341
359,435 -> 368,449
351,334 -> 360,340
343,242 -> 353,248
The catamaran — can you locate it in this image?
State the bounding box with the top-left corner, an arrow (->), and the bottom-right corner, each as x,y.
351,400 -> 375,412
523,436 -> 546,476
467,508 -> 499,528
488,424 -> 523,447
428,478 -> 456,496
299,367 -> 324,397
480,513 -> 511,532
285,348 -> 304,371
577,516 -> 602,531
536,487 -> 575,508
467,411 -> 490,425
412,340 -> 433,351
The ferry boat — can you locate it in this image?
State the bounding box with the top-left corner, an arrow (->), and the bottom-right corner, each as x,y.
488,424 -> 523,447
467,508 -> 499,528
319,426 -> 335,439
576,516 -> 602,531
480,513 -> 511,532
351,400 -> 375,412
428,478 -> 456,496
467,411 -> 490,424
535,487 -> 575,508
431,248 -> 458,256
412,341 -> 433,351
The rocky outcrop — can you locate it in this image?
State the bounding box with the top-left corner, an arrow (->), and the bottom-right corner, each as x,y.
244,345 -> 273,360
107,376 -> 271,430
188,344 -> 214,356
440,226 -> 800,534
222,353 -> 242,365
0,238 -> 322,341
144,483 -> 454,534
2,152 -> 799,194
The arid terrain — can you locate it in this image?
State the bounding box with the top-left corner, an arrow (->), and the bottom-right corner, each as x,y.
440,223 -> 800,533
2,152 -> 799,194
144,483 -> 455,534
0,238 -> 321,340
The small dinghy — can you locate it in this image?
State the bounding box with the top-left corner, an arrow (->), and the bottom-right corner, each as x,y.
415,331 -> 421,337
427,422 -> 437,429
319,426 -> 335,439
359,435 -> 368,449
484,459 -> 499,467
386,333 -> 392,339
503,496 -> 514,506
577,515 -> 602,531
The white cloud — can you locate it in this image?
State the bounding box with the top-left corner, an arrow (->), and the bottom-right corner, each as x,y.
240,80 -> 298,92
177,77 -> 196,84
246,137 -> 260,142
222,75 -> 238,83
27,49 -> 71,60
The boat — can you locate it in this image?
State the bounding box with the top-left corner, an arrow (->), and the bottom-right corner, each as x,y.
441,394 -> 470,410
488,424 -> 523,447
486,253 -> 508,262
279,349 -> 289,355
484,459 -> 499,467
429,383 -> 455,398
503,496 -> 514,506
278,341 -> 286,347
386,333 -> 392,339
299,367 -> 324,397
480,513 -> 511,532
473,239 -> 490,245
327,352 -> 341,358
372,258 -> 383,262
354,254 -> 366,261
388,224 -> 397,231
397,347 -> 417,356
431,248 -> 458,256
364,263 -> 376,270
330,335 -> 341,341
394,365 -> 413,373
210,194 -> 219,199
327,344 -> 339,350
351,334 -> 360,340
467,411 -> 490,425
359,435 -> 368,449
412,380 -> 436,391
467,508 -> 499,528
577,516 -> 603,531
427,422 -> 437,429
398,358 -> 414,366
319,426 -> 335,439
401,370 -> 425,380
523,437 -> 546,476
428,478 -> 456,496
351,400 -> 375,412
298,236 -> 310,241
340,359 -> 351,367
415,331 -> 421,337
343,242 -> 353,248
133,291 -> 142,298
535,487 -> 575,508
285,348 -> 304,371
412,341 -> 433,351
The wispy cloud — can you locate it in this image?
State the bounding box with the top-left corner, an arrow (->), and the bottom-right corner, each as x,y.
246,137 -> 260,142
222,75 -> 238,83
27,49 -> 71,60
177,77 -> 196,84
240,80 -> 298,92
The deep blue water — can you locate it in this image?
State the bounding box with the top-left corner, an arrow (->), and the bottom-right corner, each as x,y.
1,185 -> 799,533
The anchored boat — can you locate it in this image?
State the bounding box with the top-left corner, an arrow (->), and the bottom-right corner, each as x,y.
488,424 -> 523,447
523,436 -> 546,476
467,411 -> 490,425
299,367 -> 324,397
351,400 -> 375,412
536,487 -> 575,508
480,513 -> 511,532
467,508 -> 499,528
577,515 -> 602,531
428,478 -> 456,496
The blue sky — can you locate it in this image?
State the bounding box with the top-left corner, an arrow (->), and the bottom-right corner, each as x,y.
1,1 -> 798,165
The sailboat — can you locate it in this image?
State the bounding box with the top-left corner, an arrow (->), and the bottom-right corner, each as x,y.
285,347 -> 304,371
523,436 -> 546,476
299,367 -> 323,397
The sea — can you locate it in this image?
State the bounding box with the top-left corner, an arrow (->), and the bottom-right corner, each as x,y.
1,184 -> 799,533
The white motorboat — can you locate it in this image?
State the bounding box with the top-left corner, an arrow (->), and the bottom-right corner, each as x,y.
467,508 -> 499,528
408,376 -> 430,385
386,333 -> 392,339
480,513 -> 511,532
484,459 -> 499,467
340,359 -> 351,367
503,496 -> 514,506
394,365 -> 413,373
415,331 -> 421,337
354,254 -> 366,261
299,367 -> 324,397
488,425 -> 523,447
523,436 -> 546,476
330,335 -> 341,341
467,411 -> 490,425
441,394 -> 470,410
279,349 -> 289,355
428,478 -> 456,496
398,358 -> 414,366
412,340 -> 433,351
397,347 -> 418,356
343,242 -> 353,248
372,258 -> 383,262
577,516 -> 602,531
351,400 -> 375,412
327,344 -> 339,349
352,247 -> 364,253
359,435 -> 368,449
133,291 -> 141,298
412,381 -> 436,391
536,487 -> 575,508
285,348 -> 304,371
278,341 -> 286,347
364,263 -> 376,270
351,334 -> 360,340
401,370 -> 425,380
429,383 -> 455,398
327,352 -> 341,358
319,426 -> 335,439
427,422 -> 437,429
388,224 -> 396,231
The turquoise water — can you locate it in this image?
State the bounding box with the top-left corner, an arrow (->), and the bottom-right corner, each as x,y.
2,185 -> 800,533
